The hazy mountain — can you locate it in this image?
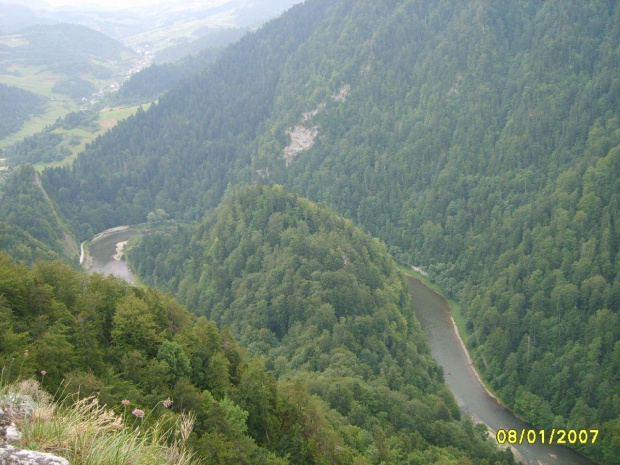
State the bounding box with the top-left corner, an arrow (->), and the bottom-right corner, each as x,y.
0,23 -> 134,74
0,3 -> 58,33
0,0 -> 302,49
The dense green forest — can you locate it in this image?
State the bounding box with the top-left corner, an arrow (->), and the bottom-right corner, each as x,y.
0,221 -> 63,265
0,83 -> 46,139
41,0 -> 337,239
126,185 -> 519,465
113,50 -> 221,105
0,253 -> 284,465
0,164 -> 76,262
0,236 -> 515,464
2,0 -> 619,463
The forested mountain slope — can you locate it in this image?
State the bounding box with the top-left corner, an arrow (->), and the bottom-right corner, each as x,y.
4,0 -> 618,462
0,253 -> 301,465
0,164 -> 76,263
41,0 -> 336,239
254,5 -> 620,462
0,205 -> 516,465
127,184 -> 516,465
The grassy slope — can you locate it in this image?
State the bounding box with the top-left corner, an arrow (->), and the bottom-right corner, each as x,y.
32,103 -> 154,170
2,380 -> 198,465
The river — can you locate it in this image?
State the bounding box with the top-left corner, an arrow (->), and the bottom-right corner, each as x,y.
87,228 -> 139,283
406,275 -> 596,465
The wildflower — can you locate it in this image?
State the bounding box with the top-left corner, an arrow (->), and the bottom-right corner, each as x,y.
24,350 -> 29,357
121,399 -> 130,406
162,397 -> 173,408
131,408 -> 145,418
40,370 -> 47,376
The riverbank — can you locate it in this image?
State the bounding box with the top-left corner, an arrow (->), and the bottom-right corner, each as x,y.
399,268 -> 524,461
80,224 -> 148,271
82,220 -> 186,282
399,264 -> 597,465
80,225 -> 131,270
396,264 -> 511,409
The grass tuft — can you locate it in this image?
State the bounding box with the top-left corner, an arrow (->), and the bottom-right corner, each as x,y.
1,379 -> 200,465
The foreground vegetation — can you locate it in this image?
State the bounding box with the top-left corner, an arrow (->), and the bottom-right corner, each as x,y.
0,197 -> 516,464
1,380 -> 199,465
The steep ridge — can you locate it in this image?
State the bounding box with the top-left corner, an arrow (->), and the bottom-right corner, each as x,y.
127,184 -> 517,464
5,0 -> 618,462
40,0 -> 337,239
0,165 -> 76,263
0,194 -> 518,464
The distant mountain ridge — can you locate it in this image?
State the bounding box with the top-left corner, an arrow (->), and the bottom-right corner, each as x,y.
0,23 -> 134,74
0,0 -> 301,50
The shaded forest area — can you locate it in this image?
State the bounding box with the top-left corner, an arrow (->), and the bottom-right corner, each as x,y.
0,83 -> 46,139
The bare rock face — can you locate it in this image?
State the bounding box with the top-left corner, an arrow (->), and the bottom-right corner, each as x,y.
0,387 -> 70,465
0,406 -> 20,445
1,393 -> 37,420
0,446 -> 70,465
0,395 -> 32,445
3,425 -> 21,443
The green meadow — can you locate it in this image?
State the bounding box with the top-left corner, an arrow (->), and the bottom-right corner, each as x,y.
33,102 -> 154,170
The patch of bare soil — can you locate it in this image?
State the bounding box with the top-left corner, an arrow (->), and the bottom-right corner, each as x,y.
100,118 -> 118,129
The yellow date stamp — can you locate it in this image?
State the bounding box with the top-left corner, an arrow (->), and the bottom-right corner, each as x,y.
496,429 -> 599,445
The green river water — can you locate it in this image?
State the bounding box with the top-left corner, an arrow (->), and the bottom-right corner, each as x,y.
406,275 -> 596,465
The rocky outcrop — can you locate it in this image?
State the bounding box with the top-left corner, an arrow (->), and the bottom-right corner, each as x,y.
0,446 -> 70,465
0,386 -> 70,465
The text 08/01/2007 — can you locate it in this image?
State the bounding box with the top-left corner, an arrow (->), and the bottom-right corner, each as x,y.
495,429 -> 599,445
